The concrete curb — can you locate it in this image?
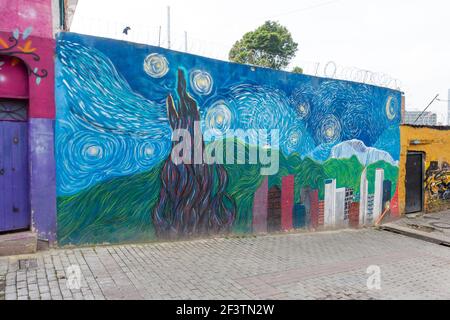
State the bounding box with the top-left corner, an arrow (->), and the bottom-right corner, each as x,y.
381,223 -> 450,247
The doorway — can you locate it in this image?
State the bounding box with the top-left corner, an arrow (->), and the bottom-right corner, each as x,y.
0,98 -> 30,232
405,152 -> 424,214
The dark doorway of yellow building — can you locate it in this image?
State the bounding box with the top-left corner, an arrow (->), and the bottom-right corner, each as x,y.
405,152 -> 424,214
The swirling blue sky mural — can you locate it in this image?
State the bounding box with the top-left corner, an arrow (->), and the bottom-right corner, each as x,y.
56,32 -> 402,244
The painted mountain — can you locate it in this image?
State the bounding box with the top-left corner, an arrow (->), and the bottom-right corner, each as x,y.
331,139 -> 398,167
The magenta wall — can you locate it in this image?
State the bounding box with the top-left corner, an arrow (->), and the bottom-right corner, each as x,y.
0,0 -> 55,117
0,32 -> 55,118
0,0 -> 56,242
0,0 -> 53,38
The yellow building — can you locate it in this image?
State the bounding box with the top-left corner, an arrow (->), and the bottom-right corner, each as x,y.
399,125 -> 450,214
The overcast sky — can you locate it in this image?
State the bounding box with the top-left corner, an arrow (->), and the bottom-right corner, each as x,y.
71,0 -> 450,124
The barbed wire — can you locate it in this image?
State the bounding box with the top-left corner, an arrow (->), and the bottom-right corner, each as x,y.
70,15 -> 402,91
298,60 -> 402,90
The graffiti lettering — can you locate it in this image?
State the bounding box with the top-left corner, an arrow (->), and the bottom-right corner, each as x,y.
425,161 -> 450,201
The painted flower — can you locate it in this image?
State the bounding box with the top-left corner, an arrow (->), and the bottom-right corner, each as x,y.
0,37 -> 9,48
17,40 -> 36,53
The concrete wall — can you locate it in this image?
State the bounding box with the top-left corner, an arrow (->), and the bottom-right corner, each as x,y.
0,0 -> 57,242
55,32 -> 402,245
399,125 -> 450,213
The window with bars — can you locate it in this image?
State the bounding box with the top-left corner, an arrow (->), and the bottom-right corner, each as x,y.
0,99 -> 28,121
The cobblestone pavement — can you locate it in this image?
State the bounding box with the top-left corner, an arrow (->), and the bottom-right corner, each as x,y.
1,228 -> 450,300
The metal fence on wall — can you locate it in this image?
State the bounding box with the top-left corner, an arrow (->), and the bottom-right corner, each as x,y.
298,60 -> 402,91
70,15 -> 402,91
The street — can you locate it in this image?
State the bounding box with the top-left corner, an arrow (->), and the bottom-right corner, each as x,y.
1,228 -> 450,300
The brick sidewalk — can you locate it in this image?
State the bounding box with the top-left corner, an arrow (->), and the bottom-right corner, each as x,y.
1,229 -> 450,300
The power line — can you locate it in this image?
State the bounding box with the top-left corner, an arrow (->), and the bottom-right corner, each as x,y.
414,94 -> 440,124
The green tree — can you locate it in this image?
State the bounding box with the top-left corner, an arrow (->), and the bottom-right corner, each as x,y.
229,21 -> 298,70
292,66 -> 303,74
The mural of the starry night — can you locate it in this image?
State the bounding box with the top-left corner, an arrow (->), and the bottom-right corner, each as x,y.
55,33 -> 401,245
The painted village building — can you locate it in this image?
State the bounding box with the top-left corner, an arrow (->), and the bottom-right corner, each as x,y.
0,1 -> 448,255
399,125 -> 450,214
0,0 -> 61,254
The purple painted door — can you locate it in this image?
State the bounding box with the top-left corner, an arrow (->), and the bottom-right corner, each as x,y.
0,99 -> 29,232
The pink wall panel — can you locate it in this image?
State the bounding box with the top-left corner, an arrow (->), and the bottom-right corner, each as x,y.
26,36 -> 55,118
0,31 -> 55,118
281,175 -> 294,231
309,189 -> 319,229
0,0 -> 54,39
252,177 -> 268,233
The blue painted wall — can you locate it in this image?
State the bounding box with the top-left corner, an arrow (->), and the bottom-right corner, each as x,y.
55,32 -> 402,245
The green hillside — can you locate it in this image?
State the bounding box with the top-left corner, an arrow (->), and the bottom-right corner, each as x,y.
57,138 -> 399,245
57,163 -> 162,245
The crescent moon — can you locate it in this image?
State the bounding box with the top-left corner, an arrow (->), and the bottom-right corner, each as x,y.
386,96 -> 396,120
